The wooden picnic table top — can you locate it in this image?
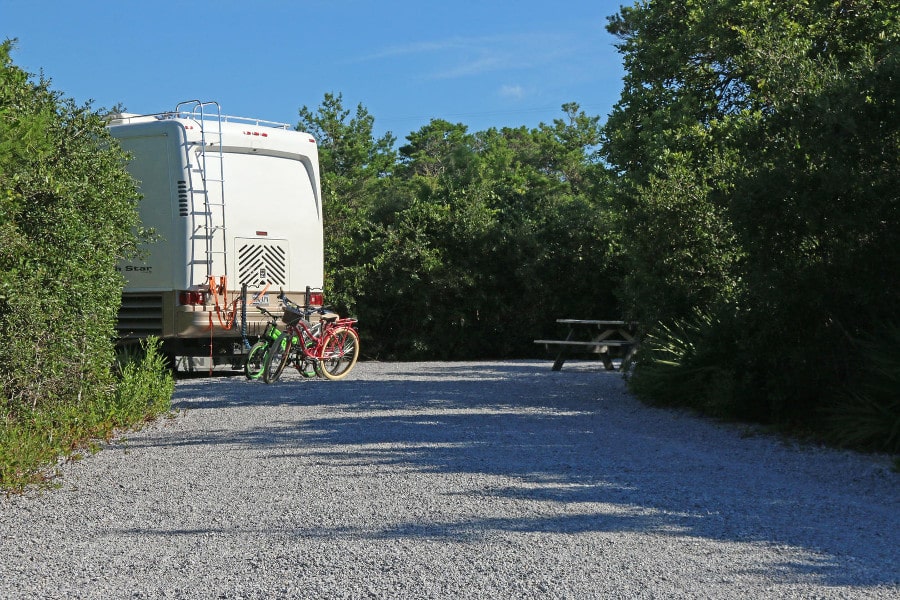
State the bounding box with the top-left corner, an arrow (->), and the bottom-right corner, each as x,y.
556,319 -> 633,326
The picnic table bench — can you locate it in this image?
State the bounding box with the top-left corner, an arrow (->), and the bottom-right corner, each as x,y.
535,319 -> 638,371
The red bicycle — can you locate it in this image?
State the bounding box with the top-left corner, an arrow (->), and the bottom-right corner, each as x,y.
263,289 -> 360,383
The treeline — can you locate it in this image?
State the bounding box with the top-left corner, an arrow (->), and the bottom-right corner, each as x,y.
300,95 -> 620,360
306,0 -> 898,452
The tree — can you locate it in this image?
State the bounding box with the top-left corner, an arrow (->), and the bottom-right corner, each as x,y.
297,93 -> 397,314
360,109 -> 619,359
298,92 -> 396,206
297,98 -> 619,360
0,40 -> 141,414
604,0 -> 900,430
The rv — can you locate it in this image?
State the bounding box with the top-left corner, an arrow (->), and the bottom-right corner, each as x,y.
107,100 -> 324,370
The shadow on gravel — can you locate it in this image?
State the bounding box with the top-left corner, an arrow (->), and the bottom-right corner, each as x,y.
161,361 -> 899,589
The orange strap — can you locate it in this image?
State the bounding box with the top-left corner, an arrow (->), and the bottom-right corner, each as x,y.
207,275 -> 238,330
206,277 -> 271,331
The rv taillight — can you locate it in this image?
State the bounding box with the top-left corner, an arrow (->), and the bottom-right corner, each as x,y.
179,291 -> 206,306
309,291 -> 324,306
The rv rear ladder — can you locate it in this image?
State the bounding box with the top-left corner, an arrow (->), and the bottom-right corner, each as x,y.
177,100 -> 229,287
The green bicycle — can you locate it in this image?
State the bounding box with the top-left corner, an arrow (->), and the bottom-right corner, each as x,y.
244,307 -> 282,380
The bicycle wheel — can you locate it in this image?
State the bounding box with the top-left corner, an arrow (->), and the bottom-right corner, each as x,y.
318,326 -> 360,381
243,340 -> 269,380
263,333 -> 293,384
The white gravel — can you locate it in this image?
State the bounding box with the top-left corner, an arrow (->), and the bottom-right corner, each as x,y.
1,360 -> 898,599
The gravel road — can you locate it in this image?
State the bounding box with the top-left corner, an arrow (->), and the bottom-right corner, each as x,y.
1,360 -> 898,599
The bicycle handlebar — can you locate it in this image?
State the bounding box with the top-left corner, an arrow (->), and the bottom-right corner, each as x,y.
255,306 -> 278,320
277,287 -> 334,316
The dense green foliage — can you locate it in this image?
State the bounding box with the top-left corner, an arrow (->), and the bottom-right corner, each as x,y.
0,42 -> 173,490
297,1 -> 898,451
299,95 -> 621,359
1,40 -> 138,411
604,0 -> 899,445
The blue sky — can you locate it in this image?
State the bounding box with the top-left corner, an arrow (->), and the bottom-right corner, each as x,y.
1,0 -> 628,143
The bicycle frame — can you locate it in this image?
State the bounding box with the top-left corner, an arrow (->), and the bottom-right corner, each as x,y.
283,315 -> 358,363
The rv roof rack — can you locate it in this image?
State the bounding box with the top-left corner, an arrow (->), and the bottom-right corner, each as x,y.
160,111 -> 292,130
105,111 -> 291,130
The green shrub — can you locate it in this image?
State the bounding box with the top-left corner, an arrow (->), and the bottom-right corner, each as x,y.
112,337 -> 174,425
628,309 -> 738,418
0,43 -> 173,492
1,41 -> 140,415
0,337 -> 173,492
827,324 -> 900,454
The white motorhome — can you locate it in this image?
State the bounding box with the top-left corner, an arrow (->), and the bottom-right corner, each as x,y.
107,100 -> 324,370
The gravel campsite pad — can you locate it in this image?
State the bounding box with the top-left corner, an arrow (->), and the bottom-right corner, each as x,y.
2,360 -> 898,598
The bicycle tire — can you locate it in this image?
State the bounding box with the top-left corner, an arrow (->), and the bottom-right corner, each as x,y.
243,340 -> 269,380
263,333 -> 293,384
318,326 -> 360,381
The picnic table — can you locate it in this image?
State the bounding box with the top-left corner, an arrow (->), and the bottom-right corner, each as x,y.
535,319 -> 638,371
